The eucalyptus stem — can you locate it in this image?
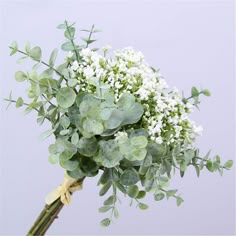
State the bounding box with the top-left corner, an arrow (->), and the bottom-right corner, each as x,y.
27,198 -> 64,236
4,98 -> 50,121
9,47 -> 66,80
64,21 -> 79,61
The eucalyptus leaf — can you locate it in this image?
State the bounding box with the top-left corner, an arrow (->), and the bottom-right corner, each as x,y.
120,168 -> 139,186
15,71 -> 27,82
56,87 -> 76,108
30,46 -> 42,61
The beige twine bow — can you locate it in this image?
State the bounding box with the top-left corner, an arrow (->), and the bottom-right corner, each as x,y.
45,173 -> 83,205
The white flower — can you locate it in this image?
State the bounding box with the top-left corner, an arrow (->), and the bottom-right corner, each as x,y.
71,61 -> 79,71
102,44 -> 112,52
68,46 -> 203,147
83,67 -> 94,79
155,137 -> 163,144
114,131 -> 128,141
66,51 -> 74,58
193,125 -> 203,135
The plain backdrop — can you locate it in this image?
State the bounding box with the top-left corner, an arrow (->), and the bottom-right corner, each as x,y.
0,0 -> 235,235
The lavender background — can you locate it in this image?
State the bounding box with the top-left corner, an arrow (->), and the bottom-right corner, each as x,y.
0,0 -> 235,235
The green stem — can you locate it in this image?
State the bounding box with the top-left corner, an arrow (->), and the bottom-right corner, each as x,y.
64,21 -> 79,61
9,47 -> 66,80
27,177 -> 84,235
27,198 -> 64,236
85,24 -> 95,48
4,98 -> 50,121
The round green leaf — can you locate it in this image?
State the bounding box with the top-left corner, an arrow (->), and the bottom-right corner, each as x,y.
100,218 -> 111,227
202,89 -> 211,96
120,168 -> 139,186
224,160 -> 233,169
15,71 -> 27,82
60,158 -> 78,171
78,137 -> 98,157
154,192 -> 165,201
130,136 -> 148,149
138,202 -> 149,210
137,190 -> 146,199
30,46 -> 42,61
60,116 -> 70,129
98,206 -> 112,213
82,118 -> 104,135
67,166 -> 85,179
56,87 -> 76,108
16,97 -> 24,108
127,185 -> 139,198
104,195 -> 116,205
71,132 -> 79,145
48,154 -> 59,164
94,140 -> 124,168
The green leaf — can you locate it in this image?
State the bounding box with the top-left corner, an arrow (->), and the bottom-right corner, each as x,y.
15,71 -> 27,82
154,192 -> 165,201
30,46 -> 42,61
39,129 -> 55,140
60,129 -> 70,136
121,102 -> 144,126
67,166 -> 85,179
98,206 -> 112,213
78,137 -> 98,157
16,97 -> 24,108
99,169 -> 112,185
184,149 -> 195,164
61,41 -> 74,51
127,185 -> 139,198
68,79 -> 78,87
223,160 -> 233,169
130,136 -> 148,149
94,140 -> 123,168
49,48 -> 58,66
100,218 -> 111,227
60,158 -> 78,171
71,132 -> 79,145
176,196 -> 184,206
129,148 -> 147,162
106,109 -> 123,129
202,89 -> 211,96
117,93 -> 135,109
137,190 -> 146,199
9,41 -> 18,55
57,23 -> 66,29
60,116 -> 70,129
25,41 -> 31,54
79,156 -> 98,177
191,86 -> 199,97
99,181 -> 112,196
206,160 -> 214,172
113,181 -> 126,194
138,203 -> 149,210
114,208 -> 119,219
104,195 -> 116,205
82,118 -> 104,135
82,38 -> 97,45
166,189 -> 178,198
56,87 -> 76,108
64,27 -> 75,39
120,168 -> 139,186
48,154 -> 59,164
194,165 -> 200,177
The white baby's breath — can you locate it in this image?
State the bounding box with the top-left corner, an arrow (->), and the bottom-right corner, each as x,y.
69,47 -> 202,147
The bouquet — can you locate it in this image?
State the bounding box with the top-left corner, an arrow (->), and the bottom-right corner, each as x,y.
6,21 -> 233,235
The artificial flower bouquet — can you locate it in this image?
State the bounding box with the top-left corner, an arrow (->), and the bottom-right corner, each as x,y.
6,21 -> 233,235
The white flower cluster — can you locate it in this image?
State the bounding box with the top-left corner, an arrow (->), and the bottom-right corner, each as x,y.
68,47 -> 203,146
